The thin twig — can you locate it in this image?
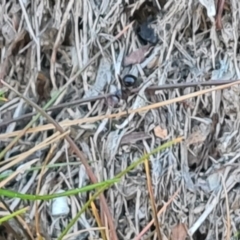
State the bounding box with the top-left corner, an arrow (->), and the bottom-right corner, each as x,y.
33,0 -> 41,71
0,79 -> 237,128
1,80 -> 240,139
144,156 -> 162,240
221,175 -> 230,240
35,144 -> 56,238
134,188 -> 180,240
216,0 -> 225,30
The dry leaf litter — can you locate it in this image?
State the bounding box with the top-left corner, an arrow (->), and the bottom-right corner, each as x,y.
0,0 -> 240,240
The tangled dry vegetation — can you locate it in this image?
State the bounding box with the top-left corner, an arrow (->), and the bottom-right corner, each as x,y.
1,0 -> 240,239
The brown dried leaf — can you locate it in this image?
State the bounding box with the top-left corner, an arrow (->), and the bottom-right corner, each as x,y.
154,126 -> 168,139
171,223 -> 187,240
123,44 -> 153,67
36,71 -> 51,103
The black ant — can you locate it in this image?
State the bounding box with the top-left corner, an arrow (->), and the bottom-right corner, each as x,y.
116,74 -> 137,118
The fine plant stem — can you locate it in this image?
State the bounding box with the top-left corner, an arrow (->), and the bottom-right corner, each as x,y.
144,157 -> 162,240
58,186 -> 108,240
0,179 -> 119,200
0,138 -> 181,240
115,137 -> 183,179
0,206 -> 29,224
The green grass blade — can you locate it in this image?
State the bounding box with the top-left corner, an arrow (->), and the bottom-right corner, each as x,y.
0,207 -> 28,224
58,185 -> 108,240
120,138 -> 181,178
0,88 -> 7,102
0,178 -> 120,200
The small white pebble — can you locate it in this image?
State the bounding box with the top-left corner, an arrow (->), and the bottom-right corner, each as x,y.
51,190 -> 69,217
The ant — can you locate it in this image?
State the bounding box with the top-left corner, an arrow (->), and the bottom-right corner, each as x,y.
116,74 -> 137,118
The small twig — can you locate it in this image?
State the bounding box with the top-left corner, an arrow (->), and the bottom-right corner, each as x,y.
0,79 -> 237,128
144,155 -> 162,240
35,144 -> 56,238
1,80 -> 240,139
216,0 -> 225,30
0,58 -> 9,83
0,80 -> 118,240
221,175 -> 230,240
33,0 -> 41,71
134,188 -> 180,240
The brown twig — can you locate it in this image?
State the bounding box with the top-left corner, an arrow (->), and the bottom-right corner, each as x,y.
35,144 -> 56,238
0,80 -> 118,240
2,80 -> 240,140
134,188 -> 181,240
0,79 -> 237,128
144,156 -> 162,240
216,0 -> 225,30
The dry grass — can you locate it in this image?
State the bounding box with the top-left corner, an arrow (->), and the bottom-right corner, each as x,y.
1,0 -> 240,239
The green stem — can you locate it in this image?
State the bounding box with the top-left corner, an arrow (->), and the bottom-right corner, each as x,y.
0,207 -> 28,224
0,179 -> 119,200
58,186 -> 108,240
